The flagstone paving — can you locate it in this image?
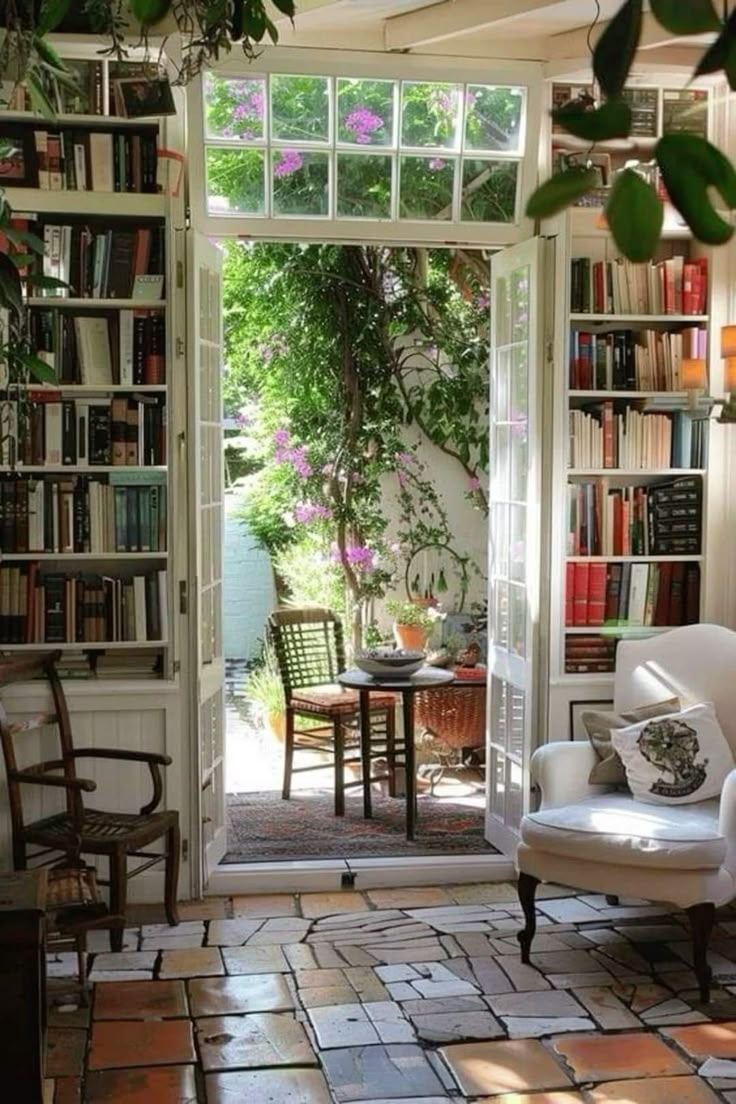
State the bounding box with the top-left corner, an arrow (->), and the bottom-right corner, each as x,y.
42,883 -> 736,1102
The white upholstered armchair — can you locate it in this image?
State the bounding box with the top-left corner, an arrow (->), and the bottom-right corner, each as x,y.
516,623 -> 736,1003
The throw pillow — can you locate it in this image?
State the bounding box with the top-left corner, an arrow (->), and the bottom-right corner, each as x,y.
584,697 -> 681,787
611,701 -> 734,805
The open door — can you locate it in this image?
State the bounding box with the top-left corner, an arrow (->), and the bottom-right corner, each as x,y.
485,236 -> 545,855
187,231 -> 226,891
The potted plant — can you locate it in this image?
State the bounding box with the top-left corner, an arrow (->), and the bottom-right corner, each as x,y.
386,599 -> 435,652
245,656 -> 286,743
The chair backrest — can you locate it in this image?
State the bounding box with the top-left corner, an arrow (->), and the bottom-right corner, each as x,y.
0,651 -> 77,842
268,608 -> 346,697
614,623 -> 736,754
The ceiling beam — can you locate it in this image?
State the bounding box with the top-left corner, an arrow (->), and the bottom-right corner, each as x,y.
546,12 -> 687,61
269,0 -> 339,20
384,0 -> 564,51
544,46 -> 705,81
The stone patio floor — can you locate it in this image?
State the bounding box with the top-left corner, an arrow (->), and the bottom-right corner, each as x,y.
44,882 -> 736,1103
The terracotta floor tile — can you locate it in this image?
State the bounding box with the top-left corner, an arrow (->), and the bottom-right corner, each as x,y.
45,1028 -> 87,1078
93,980 -> 188,1020
178,897 -> 229,920
159,948 -> 224,979
205,1068 -> 332,1103
231,894 -> 298,918
301,892 -> 369,919
664,1021 -> 736,1059
588,1076 -> 720,1104
366,888 -> 453,909
88,1020 -> 196,1070
553,1032 -> 691,1082
48,1005 -> 90,1029
195,1012 -> 316,1072
54,1077 -> 81,1104
85,1065 -> 198,1103
441,1039 -> 573,1096
188,973 -> 294,1017
478,1095 -> 584,1104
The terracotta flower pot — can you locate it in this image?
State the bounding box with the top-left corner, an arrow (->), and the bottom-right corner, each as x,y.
393,623 -> 429,651
266,711 -> 286,744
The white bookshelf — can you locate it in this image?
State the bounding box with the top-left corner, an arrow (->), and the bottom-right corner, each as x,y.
4,188 -> 167,218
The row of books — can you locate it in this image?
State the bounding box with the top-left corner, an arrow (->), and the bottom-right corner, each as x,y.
32,127 -> 159,193
567,477 -> 702,557
0,473 -> 167,554
0,567 -> 168,644
17,649 -> 164,680
0,396 -> 167,468
568,406 -> 705,470
565,561 -> 700,628
570,256 -> 707,316
569,327 -> 707,391
552,87 -> 707,141
565,634 -> 617,674
33,220 -> 165,300
31,310 -> 166,386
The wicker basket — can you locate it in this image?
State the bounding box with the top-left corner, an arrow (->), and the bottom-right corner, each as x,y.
415,668 -> 486,749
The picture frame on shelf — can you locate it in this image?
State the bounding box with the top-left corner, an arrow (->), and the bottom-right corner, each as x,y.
112,76 -> 176,120
569,699 -> 614,742
0,127 -> 36,187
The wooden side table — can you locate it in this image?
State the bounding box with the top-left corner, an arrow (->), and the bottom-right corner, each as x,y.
0,870 -> 47,1104
338,667 -> 454,840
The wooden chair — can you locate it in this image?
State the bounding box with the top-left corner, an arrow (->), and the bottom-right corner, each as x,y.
46,863 -> 124,1005
0,652 -> 179,951
269,608 -> 398,816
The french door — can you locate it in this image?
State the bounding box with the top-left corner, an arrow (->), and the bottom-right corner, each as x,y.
187,231 -> 227,890
485,236 -> 544,854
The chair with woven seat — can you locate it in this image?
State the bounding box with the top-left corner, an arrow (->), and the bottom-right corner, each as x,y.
269,608 -> 398,816
0,652 -> 180,951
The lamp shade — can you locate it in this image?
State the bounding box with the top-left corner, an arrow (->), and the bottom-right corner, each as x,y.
723,326 -> 736,358
681,358 -> 707,390
725,357 -> 736,393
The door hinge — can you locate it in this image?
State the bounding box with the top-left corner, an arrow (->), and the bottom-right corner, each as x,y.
176,337 -> 185,358
181,838 -> 188,861
176,259 -> 184,289
185,204 -> 192,227
173,659 -> 181,674
179,580 -> 188,614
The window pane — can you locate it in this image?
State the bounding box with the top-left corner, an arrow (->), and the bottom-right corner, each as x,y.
337,154 -> 392,218
461,159 -> 518,222
272,150 -> 329,216
337,79 -> 395,146
271,75 -> 329,142
204,74 -> 266,141
206,148 -> 265,215
399,155 -> 454,220
401,82 -> 462,149
465,86 -> 524,152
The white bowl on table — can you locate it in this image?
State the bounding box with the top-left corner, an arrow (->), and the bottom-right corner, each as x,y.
354,648 -> 425,679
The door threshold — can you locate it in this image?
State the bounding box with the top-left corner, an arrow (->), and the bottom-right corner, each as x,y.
206,853 -> 514,896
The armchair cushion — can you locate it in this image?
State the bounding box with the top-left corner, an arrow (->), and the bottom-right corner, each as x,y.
521,792 -> 725,870
584,696 -> 680,787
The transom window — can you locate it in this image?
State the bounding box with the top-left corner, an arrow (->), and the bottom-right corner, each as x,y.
203,74 -> 526,224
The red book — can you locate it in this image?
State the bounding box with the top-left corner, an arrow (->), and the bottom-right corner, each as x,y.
695,257 -> 708,314
565,563 -> 575,627
587,563 -> 607,626
133,228 -> 152,276
682,262 -> 696,316
573,562 -> 590,627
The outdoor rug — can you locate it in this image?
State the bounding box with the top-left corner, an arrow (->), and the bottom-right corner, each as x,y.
224,787 -> 497,862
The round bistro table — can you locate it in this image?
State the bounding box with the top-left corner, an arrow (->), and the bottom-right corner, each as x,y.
338,666 -> 455,840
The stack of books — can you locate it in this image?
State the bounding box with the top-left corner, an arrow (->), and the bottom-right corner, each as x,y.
0,472 -> 167,553
0,395 -> 166,467
32,126 -> 158,193
571,255 -> 707,315
568,405 -> 705,470
567,475 -> 703,556
569,326 -> 706,390
0,568 -> 167,644
565,561 -> 700,629
95,649 -> 162,679
31,310 -> 166,386
565,634 -> 618,674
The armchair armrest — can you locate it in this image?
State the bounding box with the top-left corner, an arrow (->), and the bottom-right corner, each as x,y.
531,742 -> 610,809
719,768 -> 736,870
68,748 -> 171,815
8,769 -> 96,792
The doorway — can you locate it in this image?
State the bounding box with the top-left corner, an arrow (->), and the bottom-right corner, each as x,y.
218,240 -> 494,865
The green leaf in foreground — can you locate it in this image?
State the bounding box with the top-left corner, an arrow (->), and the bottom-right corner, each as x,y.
551,99 -> 632,142
605,169 -> 664,262
526,167 -> 598,220
0,254 -> 23,313
651,0 -> 721,34
593,0 -> 643,98
695,15 -> 736,89
657,134 -> 736,245
37,0 -> 72,35
24,274 -> 70,291
18,352 -> 57,385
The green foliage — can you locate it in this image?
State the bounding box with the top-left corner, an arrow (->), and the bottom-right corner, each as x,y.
245,651 -> 285,716
525,1 -> 736,258
274,535 -> 347,614
385,599 -> 434,630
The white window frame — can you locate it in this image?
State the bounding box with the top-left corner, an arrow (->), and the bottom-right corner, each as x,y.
188,47 -> 544,247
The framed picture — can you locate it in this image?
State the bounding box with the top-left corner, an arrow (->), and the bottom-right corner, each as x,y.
0,128 -> 35,187
112,76 -> 176,119
569,699 -> 614,742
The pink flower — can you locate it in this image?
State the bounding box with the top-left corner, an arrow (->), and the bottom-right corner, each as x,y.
467,475 -> 482,491
344,107 -> 384,144
274,149 -> 303,178
396,452 -> 414,468
429,158 -> 446,171
273,428 -> 290,447
390,541 -> 402,555
294,501 -> 332,524
475,291 -> 490,311
235,410 -> 250,427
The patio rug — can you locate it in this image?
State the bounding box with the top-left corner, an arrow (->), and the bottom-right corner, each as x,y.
224,788 -> 497,862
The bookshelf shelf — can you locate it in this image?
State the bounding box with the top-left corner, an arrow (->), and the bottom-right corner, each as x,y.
4,189 -> 167,218
570,314 -> 709,324
567,555 -> 704,564
568,468 -> 705,478
11,385 -> 167,394
0,641 -> 167,652
0,554 -> 168,562
9,466 -> 167,474
566,626 -> 674,636
569,390 -> 689,400
26,298 -> 167,310
569,206 -> 692,241
1,111 -> 160,129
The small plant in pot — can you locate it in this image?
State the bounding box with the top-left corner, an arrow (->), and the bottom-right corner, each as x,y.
244,655 -> 286,743
386,599 -> 435,652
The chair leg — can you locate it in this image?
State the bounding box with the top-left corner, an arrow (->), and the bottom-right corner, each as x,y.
109,850 -> 128,952
516,872 -> 540,963
76,934 -> 88,1007
165,821 -> 181,928
334,719 -> 345,817
605,895 -> 620,906
386,706 -> 397,798
688,901 -> 715,1003
282,707 -> 295,801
